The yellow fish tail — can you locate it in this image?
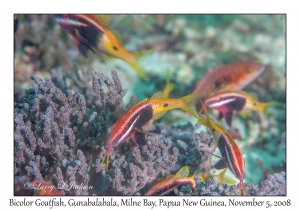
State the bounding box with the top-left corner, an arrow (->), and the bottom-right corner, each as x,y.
261,102 -> 281,116
129,49 -> 154,80
181,94 -> 201,120
128,62 -> 149,80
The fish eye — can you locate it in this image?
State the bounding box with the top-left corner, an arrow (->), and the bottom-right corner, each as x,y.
63,14 -> 70,20
112,46 -> 119,51
217,97 -> 222,102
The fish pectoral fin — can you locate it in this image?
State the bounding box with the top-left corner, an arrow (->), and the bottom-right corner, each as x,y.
174,166 -> 190,178
74,29 -> 89,44
214,159 -> 228,170
76,41 -> 95,57
225,111 -> 233,126
232,97 -> 246,111
150,91 -> 167,99
152,111 -> 167,120
248,92 -> 258,100
217,111 -> 223,120
130,131 -> 146,146
92,14 -> 110,26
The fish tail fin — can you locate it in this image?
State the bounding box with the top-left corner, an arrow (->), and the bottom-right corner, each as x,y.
74,39 -> 95,58
129,49 -> 154,80
101,148 -> 110,171
128,62 -> 149,80
261,102 -> 281,116
181,94 -> 201,120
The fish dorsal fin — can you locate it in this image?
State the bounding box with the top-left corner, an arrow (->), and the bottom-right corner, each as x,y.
132,98 -> 149,109
130,131 -> 146,146
214,159 -> 228,170
150,91 -> 167,100
248,91 -> 258,100
173,166 -> 190,178
93,14 -> 110,26
110,29 -> 122,44
163,67 -> 174,97
152,111 -> 167,120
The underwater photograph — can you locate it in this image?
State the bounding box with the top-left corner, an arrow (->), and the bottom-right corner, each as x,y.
14,14 -> 286,196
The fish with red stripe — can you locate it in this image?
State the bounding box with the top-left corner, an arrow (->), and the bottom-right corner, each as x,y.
53,14 -> 152,79
215,132 -> 246,195
198,102 -> 246,195
102,91 -> 200,171
204,89 -> 280,126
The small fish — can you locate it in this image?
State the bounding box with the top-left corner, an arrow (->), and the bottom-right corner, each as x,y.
102,91 -> 200,170
198,102 -> 247,195
197,102 -> 246,195
214,132 -> 246,195
204,90 -> 280,126
53,14 -> 152,79
145,166 -> 197,195
192,61 -> 265,98
195,168 -> 236,184
33,179 -> 64,196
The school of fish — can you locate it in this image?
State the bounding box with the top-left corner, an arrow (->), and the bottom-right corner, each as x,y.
27,14 -> 281,196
